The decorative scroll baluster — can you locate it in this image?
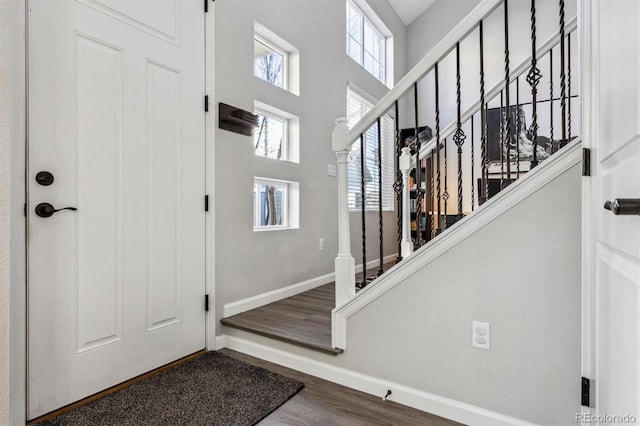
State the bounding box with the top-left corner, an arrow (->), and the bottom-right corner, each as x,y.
527,0 -> 542,168
377,118 -> 384,276
567,33 -> 572,142
559,0 -> 567,145
471,115 -> 475,211
359,133 -> 367,288
435,63 -> 442,234
393,100 -> 403,263
549,48 -> 554,154
479,21 -> 489,205
503,0 -> 511,182
453,42 -> 466,220
413,82 -> 423,247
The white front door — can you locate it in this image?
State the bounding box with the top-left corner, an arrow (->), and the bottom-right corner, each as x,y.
27,0 -> 206,419
583,0 -> 640,421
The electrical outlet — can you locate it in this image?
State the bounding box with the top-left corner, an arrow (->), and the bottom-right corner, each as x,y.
319,238 -> 325,251
472,321 -> 490,350
327,164 -> 337,177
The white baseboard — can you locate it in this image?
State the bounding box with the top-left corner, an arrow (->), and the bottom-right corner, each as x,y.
216,334 -> 538,426
222,253 -> 399,318
222,272 -> 335,318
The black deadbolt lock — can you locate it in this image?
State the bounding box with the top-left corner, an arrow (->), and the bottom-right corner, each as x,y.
35,171 -> 55,186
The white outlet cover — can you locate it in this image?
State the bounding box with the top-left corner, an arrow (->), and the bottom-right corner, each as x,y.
327,164 -> 337,177
472,321 -> 490,350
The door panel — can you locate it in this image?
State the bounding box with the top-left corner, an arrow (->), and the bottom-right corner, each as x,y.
28,0 -> 205,419
585,0 -> 640,420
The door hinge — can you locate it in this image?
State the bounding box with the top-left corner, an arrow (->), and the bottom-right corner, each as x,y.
24,203 -> 27,217
204,195 -> 209,212
204,0 -> 208,12
582,148 -> 591,176
205,294 -> 210,312
205,95 -> 209,112
581,377 -> 590,407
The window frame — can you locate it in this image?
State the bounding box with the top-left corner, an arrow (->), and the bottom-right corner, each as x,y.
254,34 -> 289,90
254,107 -> 289,161
346,0 -> 389,85
253,178 -> 290,231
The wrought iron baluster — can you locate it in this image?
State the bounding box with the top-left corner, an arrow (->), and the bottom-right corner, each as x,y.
471,114 -> 475,211
430,148 -> 436,239
527,0 -> 542,169
393,100 -> 403,263
567,32 -> 572,142
453,42 -> 466,220
377,118 -> 384,276
516,76 -> 521,178
549,48 -> 554,154
359,133 -> 367,287
503,0 -> 511,182
559,0 -> 567,145
479,21 -> 489,205
435,63 -> 442,234
413,82 -> 423,247
500,90 -> 505,190
443,136 -> 449,230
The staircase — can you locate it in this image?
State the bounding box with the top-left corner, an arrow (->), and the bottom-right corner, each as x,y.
221,1 -> 581,423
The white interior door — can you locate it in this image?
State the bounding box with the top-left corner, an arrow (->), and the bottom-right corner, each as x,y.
583,0 -> 640,421
27,0 -> 206,419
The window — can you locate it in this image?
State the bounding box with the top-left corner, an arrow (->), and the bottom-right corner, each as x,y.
254,22 -> 300,95
255,109 -> 287,160
254,36 -> 286,89
253,178 -> 299,231
346,0 -> 389,85
253,101 -> 300,163
346,85 -> 395,211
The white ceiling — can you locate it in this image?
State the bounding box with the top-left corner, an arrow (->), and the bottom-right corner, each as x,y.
387,0 -> 437,26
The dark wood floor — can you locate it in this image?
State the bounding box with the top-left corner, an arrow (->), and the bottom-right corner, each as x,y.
221,349 -> 461,426
221,262 -> 397,355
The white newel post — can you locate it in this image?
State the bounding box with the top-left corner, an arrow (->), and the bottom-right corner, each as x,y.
332,118 -> 356,306
399,147 -> 414,258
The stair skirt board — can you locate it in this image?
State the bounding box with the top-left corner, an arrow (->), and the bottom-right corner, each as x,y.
222,254 -> 398,318
332,139 -> 582,349
215,333 -> 539,426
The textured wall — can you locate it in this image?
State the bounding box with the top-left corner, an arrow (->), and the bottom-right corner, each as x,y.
338,164 -> 582,424
0,0 -> 13,423
214,0 -> 406,332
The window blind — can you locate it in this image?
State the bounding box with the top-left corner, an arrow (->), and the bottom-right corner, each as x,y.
346,87 -> 394,212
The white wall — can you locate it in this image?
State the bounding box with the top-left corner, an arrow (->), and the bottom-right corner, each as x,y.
227,161 -> 582,424
214,0 -> 406,331
0,0 -> 12,423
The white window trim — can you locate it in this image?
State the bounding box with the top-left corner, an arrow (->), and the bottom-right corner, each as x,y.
254,35 -> 288,91
254,101 -> 300,163
254,107 -> 289,161
253,177 -> 300,231
254,21 -> 300,95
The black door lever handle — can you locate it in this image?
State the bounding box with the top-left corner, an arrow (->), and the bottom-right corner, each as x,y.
35,202 -> 78,218
603,198 -> 640,216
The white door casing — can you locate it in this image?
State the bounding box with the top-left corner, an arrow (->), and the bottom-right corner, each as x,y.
582,0 -> 640,422
28,0 -> 206,419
